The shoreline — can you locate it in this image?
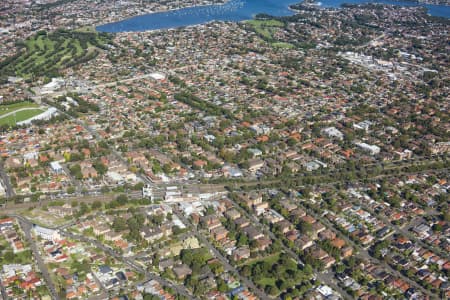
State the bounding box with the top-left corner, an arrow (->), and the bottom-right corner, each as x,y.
95,0 -> 449,33
95,0 -> 301,33
94,0 -> 233,31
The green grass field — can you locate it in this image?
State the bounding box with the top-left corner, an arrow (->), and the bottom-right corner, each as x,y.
0,101 -> 44,126
0,29 -> 112,78
243,252 -> 281,267
246,19 -> 284,40
271,42 -> 295,49
0,101 -> 40,116
257,277 -> 276,287
241,253 -> 306,295
0,109 -> 44,126
245,254 -> 281,293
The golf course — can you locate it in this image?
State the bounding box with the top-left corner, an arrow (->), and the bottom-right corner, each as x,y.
0,29 -> 112,78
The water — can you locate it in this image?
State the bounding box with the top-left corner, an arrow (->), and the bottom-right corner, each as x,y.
96,0 -> 449,32
321,0 -> 450,17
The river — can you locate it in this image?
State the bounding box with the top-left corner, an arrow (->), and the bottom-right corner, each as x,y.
96,0 -> 449,32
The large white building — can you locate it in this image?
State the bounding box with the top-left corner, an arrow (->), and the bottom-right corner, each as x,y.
33,225 -> 61,242
40,78 -> 65,94
0,181 -> 6,198
354,120 -> 373,132
355,142 -> 380,155
50,161 -> 63,174
142,184 -> 154,200
322,127 -> 344,140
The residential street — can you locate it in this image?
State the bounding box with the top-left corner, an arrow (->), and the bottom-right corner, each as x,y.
0,277 -> 7,300
0,160 -> 14,199
17,217 -> 60,300
225,196 -> 353,300
173,209 -> 271,300
357,200 -> 450,261
0,2 -> 448,300
61,231 -> 194,300
299,202 -> 436,299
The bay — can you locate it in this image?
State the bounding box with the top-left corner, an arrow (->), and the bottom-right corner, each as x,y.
96,0 -> 449,32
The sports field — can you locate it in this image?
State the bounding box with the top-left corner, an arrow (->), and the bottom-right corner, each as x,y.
0,102 -> 44,126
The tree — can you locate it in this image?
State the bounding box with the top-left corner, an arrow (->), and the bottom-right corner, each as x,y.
335,264 -> 346,274
116,194 -> 128,205
3,251 -> 14,263
303,264 -> 313,275
432,223 -> 443,232
148,214 -> 164,226
277,278 -> 290,291
241,265 -> 251,277
443,212 -> 450,222
210,262 -> 224,275
236,233 -> 248,247
67,186 -> 76,194
112,218 -> 127,232
143,294 -> 160,300
133,182 -> 144,190
193,280 -> 209,296
64,152 -> 71,162
101,186 -> 110,193
77,202 -> 90,217
91,201 -> 102,210
162,163 -> 173,174
93,160 -> 108,176
298,220 -> 312,234
69,164 -> 82,180
266,285 -> 279,296
205,205 -> 215,215
217,278 -> 228,292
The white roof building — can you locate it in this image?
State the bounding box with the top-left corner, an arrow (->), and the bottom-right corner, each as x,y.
322,127 -> 344,140
3,264 -> 32,278
33,225 -> 61,242
355,142 -> 380,155
354,120 -> 373,132
41,78 -> 65,94
248,148 -> 263,157
50,161 -> 63,174
317,285 -> 334,297
149,73 -> 165,80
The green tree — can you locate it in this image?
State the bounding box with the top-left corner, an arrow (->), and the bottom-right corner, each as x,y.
112,218 -> 127,232
91,201 -> 102,210
93,160 -> 108,176
116,194 -> 128,205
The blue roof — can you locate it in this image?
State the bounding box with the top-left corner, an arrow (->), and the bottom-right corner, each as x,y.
229,286 -> 244,296
99,265 -> 112,274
